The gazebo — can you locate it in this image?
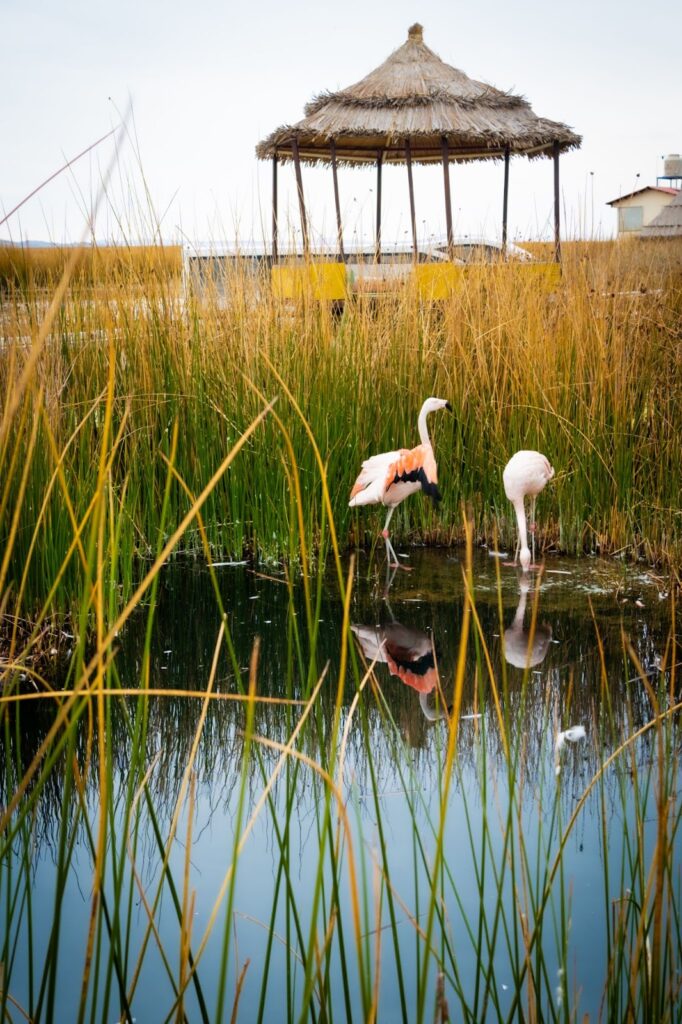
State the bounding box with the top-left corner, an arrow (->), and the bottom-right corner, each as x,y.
256,23 -> 581,267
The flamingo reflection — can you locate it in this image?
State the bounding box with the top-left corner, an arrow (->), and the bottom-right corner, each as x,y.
503,577 -> 552,669
351,621 -> 450,721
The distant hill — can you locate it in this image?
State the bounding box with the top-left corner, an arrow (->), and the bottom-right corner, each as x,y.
0,239 -> 61,248
0,240 -> 178,249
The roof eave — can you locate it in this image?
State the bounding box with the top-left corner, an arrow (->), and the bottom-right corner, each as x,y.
256,130 -> 581,164
607,186 -> 681,205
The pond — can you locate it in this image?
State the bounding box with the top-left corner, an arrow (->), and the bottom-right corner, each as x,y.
1,550 -> 680,1022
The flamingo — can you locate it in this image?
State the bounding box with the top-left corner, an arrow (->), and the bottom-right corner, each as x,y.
503,450 -> 554,571
349,397 -> 452,567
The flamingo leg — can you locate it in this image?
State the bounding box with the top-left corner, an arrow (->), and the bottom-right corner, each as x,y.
530,496 -> 537,566
385,535 -> 400,567
382,508 -> 400,568
382,508 -> 395,559
381,506 -> 412,571
383,560 -> 398,597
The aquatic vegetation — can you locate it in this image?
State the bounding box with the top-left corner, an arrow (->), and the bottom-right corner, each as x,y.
1,239 -> 682,621
0,235 -> 681,1020
0,542 -> 679,1021
0,242 -> 182,289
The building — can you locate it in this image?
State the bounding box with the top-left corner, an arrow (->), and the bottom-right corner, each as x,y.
640,186 -> 682,238
607,186 -> 679,238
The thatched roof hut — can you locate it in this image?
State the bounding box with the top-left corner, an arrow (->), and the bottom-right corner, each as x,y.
640,188 -> 682,238
257,23 -> 580,166
256,24 -> 581,261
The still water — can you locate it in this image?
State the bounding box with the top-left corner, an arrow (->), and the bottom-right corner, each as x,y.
2,550 -> 679,1022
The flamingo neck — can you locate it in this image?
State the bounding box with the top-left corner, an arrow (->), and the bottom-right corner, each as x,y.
513,498 -> 530,568
417,405 -> 432,448
512,587 -> 528,629
419,690 -> 446,722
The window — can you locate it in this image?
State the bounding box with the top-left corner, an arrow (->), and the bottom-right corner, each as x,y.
620,206 -> 644,232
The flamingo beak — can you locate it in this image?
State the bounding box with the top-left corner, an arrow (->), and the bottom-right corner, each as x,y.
445,401 -> 453,412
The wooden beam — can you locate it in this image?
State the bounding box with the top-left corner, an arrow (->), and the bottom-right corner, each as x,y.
375,150 -> 383,263
553,140 -> 561,264
330,139 -> 344,260
441,137 -> 454,254
272,153 -> 278,262
406,139 -> 418,259
502,146 -> 510,255
291,137 -> 309,254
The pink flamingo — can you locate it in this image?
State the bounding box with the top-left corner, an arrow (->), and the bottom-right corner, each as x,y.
503,450 -> 555,571
349,397 -> 452,567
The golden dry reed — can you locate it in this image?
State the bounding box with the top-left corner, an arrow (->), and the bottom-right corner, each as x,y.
0,236 -> 680,1021
1,237 -> 682,621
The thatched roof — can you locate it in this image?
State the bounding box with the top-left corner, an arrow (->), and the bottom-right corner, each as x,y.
640,188 -> 682,237
256,23 -> 581,165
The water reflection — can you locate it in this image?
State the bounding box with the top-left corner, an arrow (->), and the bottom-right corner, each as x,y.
351,619 -> 450,721
503,575 -> 553,669
4,552 -> 672,807
0,551 -> 678,1022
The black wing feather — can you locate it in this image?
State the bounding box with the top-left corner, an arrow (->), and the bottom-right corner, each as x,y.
387,649 -> 436,676
390,465 -> 442,504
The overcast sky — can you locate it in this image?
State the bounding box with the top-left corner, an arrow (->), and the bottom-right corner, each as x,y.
2,0 -> 680,246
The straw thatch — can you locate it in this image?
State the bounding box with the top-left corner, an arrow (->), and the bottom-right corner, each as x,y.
256,23 -> 581,165
640,188 -> 682,238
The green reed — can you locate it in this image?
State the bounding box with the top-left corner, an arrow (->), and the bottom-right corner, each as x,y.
1,239 -> 682,626
0,233 -> 681,1021
1,554 -> 679,1019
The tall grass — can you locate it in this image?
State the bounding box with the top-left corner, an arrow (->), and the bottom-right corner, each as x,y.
0,235 -> 680,1020
0,244 -> 182,289
1,238 -> 682,625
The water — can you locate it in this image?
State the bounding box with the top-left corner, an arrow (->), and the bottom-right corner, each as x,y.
1,550 -> 679,1022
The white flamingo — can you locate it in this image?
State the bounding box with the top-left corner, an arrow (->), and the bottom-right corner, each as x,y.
503,450 -> 554,571
349,397 -> 452,567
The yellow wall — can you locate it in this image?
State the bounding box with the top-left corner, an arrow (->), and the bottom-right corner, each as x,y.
271,263 -> 346,300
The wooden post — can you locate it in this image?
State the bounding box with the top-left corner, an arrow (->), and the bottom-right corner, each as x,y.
502,145 -> 510,255
330,139 -> 344,260
553,140 -> 561,264
406,139 -> 418,259
441,136 -> 454,255
375,150 -> 383,263
291,137 -> 309,254
272,153 -> 278,262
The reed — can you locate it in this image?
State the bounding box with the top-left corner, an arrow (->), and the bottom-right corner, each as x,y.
1,238 -> 682,626
0,244 -> 182,289
0,527 -> 679,1021
0,233 -> 680,1020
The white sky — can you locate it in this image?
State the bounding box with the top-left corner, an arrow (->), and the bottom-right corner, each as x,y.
2,0 -> 680,246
